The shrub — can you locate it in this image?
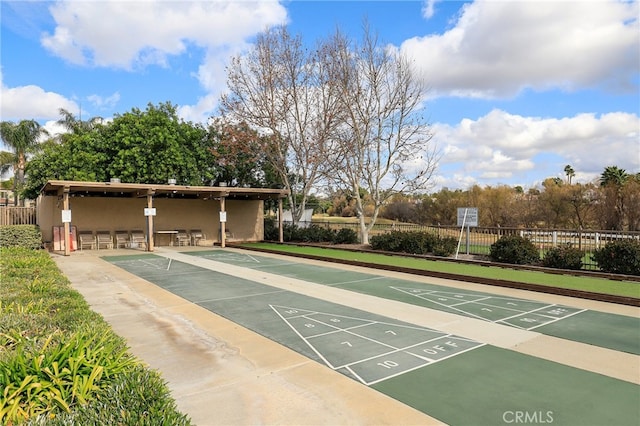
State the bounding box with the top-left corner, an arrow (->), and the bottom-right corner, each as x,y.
263,217 -> 279,241
300,224 -> 335,243
542,244 -> 584,270
0,247 -> 190,424
489,235 -> 540,265
370,231 -> 455,256
264,219 -> 358,245
371,231 -> 436,254
432,237 -> 458,257
333,228 -> 358,244
370,231 -> 403,252
0,225 -> 42,249
30,365 -> 191,425
592,239 -> 640,276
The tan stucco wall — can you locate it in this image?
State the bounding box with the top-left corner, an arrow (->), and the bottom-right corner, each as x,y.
38,195 -> 264,245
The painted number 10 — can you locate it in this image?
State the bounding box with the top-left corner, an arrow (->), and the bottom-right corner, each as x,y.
377,360 -> 399,369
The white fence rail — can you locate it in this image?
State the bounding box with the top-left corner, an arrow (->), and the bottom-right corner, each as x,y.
305,221 -> 640,270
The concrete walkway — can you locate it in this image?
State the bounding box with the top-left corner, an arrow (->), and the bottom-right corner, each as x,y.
53,248 -> 441,425
52,247 -> 639,425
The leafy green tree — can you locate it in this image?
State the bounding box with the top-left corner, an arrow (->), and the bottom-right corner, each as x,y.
25,103 -> 219,198
0,120 -> 48,205
102,103 -> 216,185
24,131 -> 108,198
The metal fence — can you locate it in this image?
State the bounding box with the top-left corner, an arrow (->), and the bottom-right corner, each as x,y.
306,220 -> 640,270
0,207 -> 37,226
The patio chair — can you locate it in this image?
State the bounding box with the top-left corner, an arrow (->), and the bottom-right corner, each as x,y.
190,229 -> 205,246
176,229 -> 190,246
78,231 -> 96,250
130,230 -> 147,250
96,231 -> 113,250
115,231 -> 131,248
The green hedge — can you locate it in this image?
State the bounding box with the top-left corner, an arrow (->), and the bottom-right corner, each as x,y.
0,248 -> 191,424
369,231 -> 457,257
592,239 -> 640,276
542,244 -> 584,270
489,235 -> 540,265
263,218 -> 358,245
0,225 -> 42,249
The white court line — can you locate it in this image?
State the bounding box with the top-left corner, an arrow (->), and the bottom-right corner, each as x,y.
273,305 -> 459,372
330,276 -> 386,287
138,259 -> 170,270
252,261 -> 300,269
393,286 -> 589,331
394,288 -> 489,321
524,308 -> 588,331
470,299 -> 537,314
448,296 -> 492,307
270,305 -> 338,370
362,343 -> 488,386
166,258 -> 172,270
134,270 -> 208,278
301,319 -> 375,339
196,289 -> 287,303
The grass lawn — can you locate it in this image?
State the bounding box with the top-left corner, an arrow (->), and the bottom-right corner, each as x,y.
240,242 -> 640,299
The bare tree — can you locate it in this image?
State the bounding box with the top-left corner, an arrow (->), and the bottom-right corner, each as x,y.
323,25 -> 438,243
220,26 -> 339,224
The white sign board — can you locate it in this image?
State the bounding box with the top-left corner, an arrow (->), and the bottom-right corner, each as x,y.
144,208 -> 157,216
457,207 -> 478,227
61,209 -> 72,223
219,211 -> 227,223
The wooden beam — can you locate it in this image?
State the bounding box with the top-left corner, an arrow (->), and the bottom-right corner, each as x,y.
220,196 -> 226,248
63,186 -> 70,256
278,198 -> 283,243
147,190 -> 155,252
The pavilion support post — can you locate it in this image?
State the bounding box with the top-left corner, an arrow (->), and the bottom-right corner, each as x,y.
147,191 -> 155,252
278,198 -> 283,243
63,187 -> 70,256
220,196 -> 226,248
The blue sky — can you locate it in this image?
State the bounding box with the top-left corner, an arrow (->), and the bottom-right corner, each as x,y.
1,0 -> 638,191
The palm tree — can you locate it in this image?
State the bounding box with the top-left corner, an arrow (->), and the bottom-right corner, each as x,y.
600,166 -> 628,187
0,120 -> 48,205
599,166 -> 629,230
564,164 -> 575,184
57,108 -> 103,135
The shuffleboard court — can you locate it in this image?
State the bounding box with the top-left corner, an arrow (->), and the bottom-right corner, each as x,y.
105,253 -> 640,425
186,250 -> 640,355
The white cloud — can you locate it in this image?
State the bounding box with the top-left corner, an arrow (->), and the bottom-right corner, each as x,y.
421,0 -> 440,19
41,120 -> 69,140
177,93 -> 219,123
41,1 -> 288,70
432,109 -> 640,189
402,0 -> 639,99
39,1 -> 288,121
0,81 -> 78,121
87,92 -> 120,110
